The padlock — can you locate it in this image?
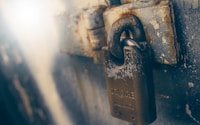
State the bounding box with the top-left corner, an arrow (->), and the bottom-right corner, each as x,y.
104,15 -> 156,125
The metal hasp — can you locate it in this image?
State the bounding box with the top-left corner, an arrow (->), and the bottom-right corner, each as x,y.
58,5 -> 107,58
59,0 -> 179,65
104,14 -> 156,124
103,0 -> 179,65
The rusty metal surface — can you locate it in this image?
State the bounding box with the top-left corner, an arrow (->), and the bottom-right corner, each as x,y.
58,0 -> 179,65
104,40 -> 156,124
103,0 -> 179,65
120,0 -> 147,5
106,14 -> 146,60
57,0 -> 107,58
88,27 -> 107,50
83,6 -> 106,30
1,0 -> 200,125
84,6 -> 107,50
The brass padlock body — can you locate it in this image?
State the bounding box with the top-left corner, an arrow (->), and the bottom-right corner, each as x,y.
104,42 -> 156,124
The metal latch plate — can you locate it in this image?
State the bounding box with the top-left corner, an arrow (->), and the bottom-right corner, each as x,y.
103,0 -> 179,64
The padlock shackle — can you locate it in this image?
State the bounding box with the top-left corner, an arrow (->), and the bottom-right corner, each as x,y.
107,14 -> 146,60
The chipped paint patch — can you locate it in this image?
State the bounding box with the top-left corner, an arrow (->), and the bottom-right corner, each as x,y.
158,8 -> 167,22
162,37 -> 167,44
163,59 -> 169,64
150,20 -> 160,30
157,32 -> 160,37
161,53 -> 165,57
159,94 -> 170,99
192,0 -> 199,9
188,82 -> 194,88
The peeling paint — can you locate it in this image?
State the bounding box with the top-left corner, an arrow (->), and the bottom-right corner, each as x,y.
162,37 -> 167,44
192,0 -> 199,9
159,94 -> 170,99
163,59 -> 169,64
150,20 -> 159,30
161,53 -> 165,57
158,8 -> 167,22
157,32 -> 160,37
188,82 -> 194,88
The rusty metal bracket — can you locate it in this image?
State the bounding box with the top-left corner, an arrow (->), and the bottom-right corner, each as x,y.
58,5 -> 107,58
59,0 -> 179,65
103,0 -> 179,65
